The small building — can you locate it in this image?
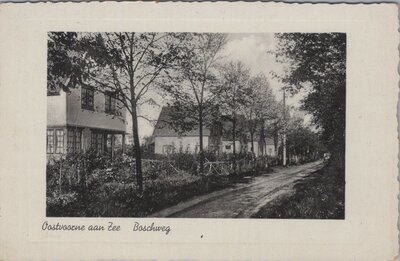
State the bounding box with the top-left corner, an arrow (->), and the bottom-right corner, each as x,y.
152,107 -> 210,154
152,106 -> 276,157
47,84 -> 126,161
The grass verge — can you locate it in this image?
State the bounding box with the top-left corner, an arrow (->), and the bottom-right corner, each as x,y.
252,161 -> 345,219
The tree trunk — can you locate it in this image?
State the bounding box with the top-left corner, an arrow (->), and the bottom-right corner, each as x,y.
129,68 -> 143,193
259,122 -> 265,156
198,107 -> 204,174
131,105 -> 143,193
250,131 -> 254,154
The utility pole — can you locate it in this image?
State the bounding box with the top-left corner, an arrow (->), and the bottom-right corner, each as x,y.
282,88 -> 287,167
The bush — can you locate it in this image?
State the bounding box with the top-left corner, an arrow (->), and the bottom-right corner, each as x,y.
47,151 -> 229,217
169,153 -> 198,173
47,164 -> 220,217
47,150 -> 272,217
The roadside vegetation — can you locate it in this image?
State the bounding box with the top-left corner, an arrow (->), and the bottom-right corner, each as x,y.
252,159 -> 345,219
46,150 -> 273,217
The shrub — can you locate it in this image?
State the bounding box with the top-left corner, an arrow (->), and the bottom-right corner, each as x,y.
47,152 -> 215,217
169,153 -> 198,173
47,150 -> 271,217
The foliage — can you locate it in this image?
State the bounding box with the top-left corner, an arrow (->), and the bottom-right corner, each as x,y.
47,32 -> 81,95
48,32 -> 190,192
215,61 -> 251,159
46,150 -> 273,217
161,33 -> 228,174
169,153 -> 198,173
244,74 -> 279,155
252,161 -> 345,219
46,153 -> 233,217
285,115 -> 323,163
273,33 -> 346,167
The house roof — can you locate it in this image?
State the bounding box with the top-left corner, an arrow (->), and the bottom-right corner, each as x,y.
153,107 -> 211,137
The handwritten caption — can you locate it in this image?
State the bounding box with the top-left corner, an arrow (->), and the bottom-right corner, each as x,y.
42,221 -> 171,235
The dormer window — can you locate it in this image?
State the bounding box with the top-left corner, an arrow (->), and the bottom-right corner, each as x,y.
105,92 -> 117,114
81,86 -> 94,110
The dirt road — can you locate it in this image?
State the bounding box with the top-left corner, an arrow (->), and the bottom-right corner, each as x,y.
150,160 -> 324,218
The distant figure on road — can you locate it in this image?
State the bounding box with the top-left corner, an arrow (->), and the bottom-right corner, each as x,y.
323,153 -> 331,162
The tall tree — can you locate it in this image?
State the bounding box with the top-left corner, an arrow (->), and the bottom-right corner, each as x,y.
162,33 -> 227,174
216,61 -> 251,168
273,33 -> 346,168
48,32 -> 187,192
244,74 -> 277,156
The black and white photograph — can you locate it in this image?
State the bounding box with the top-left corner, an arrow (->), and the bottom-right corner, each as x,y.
46,32 -> 345,218
1,2 -> 398,260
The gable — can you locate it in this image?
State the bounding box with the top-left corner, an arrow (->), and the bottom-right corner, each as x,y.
153,107 -> 211,137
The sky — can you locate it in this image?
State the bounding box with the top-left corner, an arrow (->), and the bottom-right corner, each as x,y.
133,33 -> 310,140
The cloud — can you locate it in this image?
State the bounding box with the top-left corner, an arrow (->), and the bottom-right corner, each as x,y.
223,34 -> 276,75
223,33 -> 302,106
223,34 -> 284,92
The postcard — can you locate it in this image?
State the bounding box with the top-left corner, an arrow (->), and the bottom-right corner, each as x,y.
0,2 -> 398,260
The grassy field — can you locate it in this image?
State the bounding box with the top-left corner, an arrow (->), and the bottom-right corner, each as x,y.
252,160 -> 345,219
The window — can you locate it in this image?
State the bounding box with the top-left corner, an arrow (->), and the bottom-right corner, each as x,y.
55,130 -> 64,154
91,133 -> 96,149
97,134 -> 103,153
75,129 -> 81,152
47,130 -> 54,153
47,129 -> 65,154
68,130 -> 74,152
68,128 -> 82,153
107,134 -> 113,151
91,132 -> 104,153
105,92 -> 116,114
225,145 -> 231,150
81,86 -> 94,110
163,145 -> 173,155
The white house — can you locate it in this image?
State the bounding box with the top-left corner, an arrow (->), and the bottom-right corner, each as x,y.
47,85 -> 126,161
152,107 -> 210,154
152,106 -> 276,157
